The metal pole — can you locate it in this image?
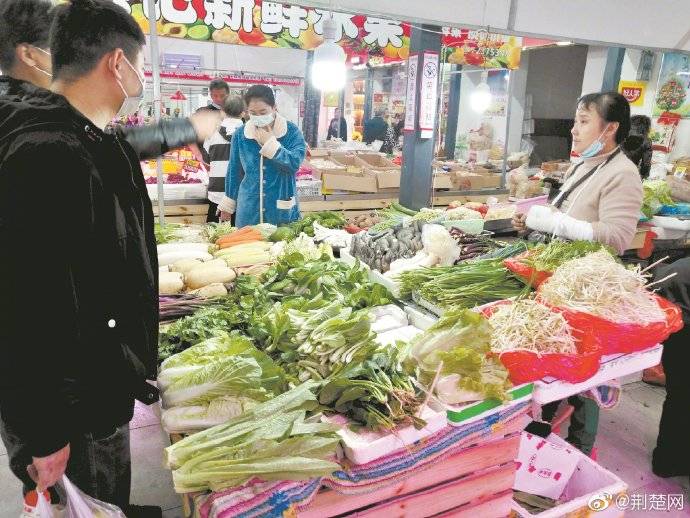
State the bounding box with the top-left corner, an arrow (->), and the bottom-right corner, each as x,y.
146,0 -> 165,224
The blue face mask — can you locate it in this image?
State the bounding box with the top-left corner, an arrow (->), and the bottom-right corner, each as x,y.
579,124 -> 611,158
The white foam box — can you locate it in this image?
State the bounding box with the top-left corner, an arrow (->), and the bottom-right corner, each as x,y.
403,303 -> 438,330
322,405 -> 448,465
339,248 -> 402,298
533,344 -> 663,405
445,384 -> 533,427
512,434 -> 627,518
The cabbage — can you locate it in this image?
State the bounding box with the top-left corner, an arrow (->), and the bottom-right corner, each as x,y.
161,356 -> 269,408
161,396 -> 259,434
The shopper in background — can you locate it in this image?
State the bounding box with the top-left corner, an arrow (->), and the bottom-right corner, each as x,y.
205,95 -> 245,222
622,114 -> 653,179
0,0 -> 160,516
393,112 -> 405,142
363,108 -> 389,146
513,92 -> 642,457
0,0 -> 220,162
650,258 -> 690,480
219,84 -> 306,226
326,107 -> 347,141
203,78 -> 229,111
0,0 -> 54,96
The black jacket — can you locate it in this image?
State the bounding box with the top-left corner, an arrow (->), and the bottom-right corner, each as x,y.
0,85 -> 159,457
0,76 -> 198,161
623,135 -> 653,179
326,117 -> 347,142
363,116 -> 389,145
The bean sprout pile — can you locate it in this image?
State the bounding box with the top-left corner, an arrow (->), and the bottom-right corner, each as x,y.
489,300 -> 578,355
539,251 -> 665,325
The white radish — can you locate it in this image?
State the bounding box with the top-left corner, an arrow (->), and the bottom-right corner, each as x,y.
188,258 -> 227,272
159,265 -> 170,273
169,258 -> 202,274
159,271 -> 184,295
185,267 -> 236,290
157,242 -> 210,255
158,250 -> 213,266
187,283 -> 228,298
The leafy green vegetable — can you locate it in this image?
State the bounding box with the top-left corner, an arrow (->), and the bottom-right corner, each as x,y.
204,222 -> 236,243
270,211 -> 346,241
399,260 -> 527,309
411,309 -> 511,402
155,223 -> 182,244
165,382 -> 340,492
642,179 -> 675,219
162,356 -> 270,407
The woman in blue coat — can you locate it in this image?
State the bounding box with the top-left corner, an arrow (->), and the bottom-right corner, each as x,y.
218,85 -> 306,227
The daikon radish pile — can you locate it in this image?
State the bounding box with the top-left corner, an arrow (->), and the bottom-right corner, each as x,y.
160,271 -> 185,295
185,267 -> 236,290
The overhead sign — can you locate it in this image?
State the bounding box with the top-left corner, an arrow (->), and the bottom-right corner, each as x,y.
618,80 -> 646,107
442,28 -> 522,70
144,69 -> 302,86
116,1 -> 521,69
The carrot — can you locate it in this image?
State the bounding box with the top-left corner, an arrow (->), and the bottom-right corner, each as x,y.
216,229 -> 263,245
218,237 -> 263,249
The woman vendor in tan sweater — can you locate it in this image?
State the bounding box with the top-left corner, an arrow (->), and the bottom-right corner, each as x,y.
513,92 -> 643,457
514,92 -> 643,255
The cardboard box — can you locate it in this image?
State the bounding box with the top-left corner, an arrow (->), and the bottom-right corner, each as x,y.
321,170 -> 378,193
375,170 -> 401,189
330,154 -> 367,174
309,148 -> 330,157
433,160 -> 466,172
452,172 -> 501,190
358,153 -> 400,171
433,173 -> 454,190
306,158 -> 347,181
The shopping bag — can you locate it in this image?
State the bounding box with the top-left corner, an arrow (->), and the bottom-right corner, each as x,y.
31,476 -> 126,518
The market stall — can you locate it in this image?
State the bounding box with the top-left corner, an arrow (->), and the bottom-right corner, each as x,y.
151,200 -> 681,517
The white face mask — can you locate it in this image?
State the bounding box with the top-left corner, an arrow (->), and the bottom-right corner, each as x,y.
250,112 -> 275,127
116,56 -> 146,118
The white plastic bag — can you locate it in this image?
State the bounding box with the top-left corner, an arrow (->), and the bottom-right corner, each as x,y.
33,476 -> 126,518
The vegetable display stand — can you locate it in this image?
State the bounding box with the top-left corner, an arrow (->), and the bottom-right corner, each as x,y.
188,403 -> 530,518
532,344 -> 663,405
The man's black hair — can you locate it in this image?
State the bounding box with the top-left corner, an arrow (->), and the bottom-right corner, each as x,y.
577,92 -> 631,145
209,78 -> 229,93
50,0 -> 145,82
0,0 -> 54,71
244,84 -> 275,107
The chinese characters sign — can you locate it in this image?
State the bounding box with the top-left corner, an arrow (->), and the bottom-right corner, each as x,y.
404,54 -> 418,132
418,52 -> 439,138
442,28 -> 522,69
618,80 -> 646,107
122,0 -> 410,60
119,0 -> 520,69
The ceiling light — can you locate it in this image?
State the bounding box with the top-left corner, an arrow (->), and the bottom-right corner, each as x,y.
470,74 -> 492,113
311,17 -> 346,91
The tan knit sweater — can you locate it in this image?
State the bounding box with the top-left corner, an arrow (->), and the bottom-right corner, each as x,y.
556,148 -> 643,254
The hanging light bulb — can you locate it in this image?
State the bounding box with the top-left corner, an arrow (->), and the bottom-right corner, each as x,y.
470,73 -> 492,113
311,16 -> 347,91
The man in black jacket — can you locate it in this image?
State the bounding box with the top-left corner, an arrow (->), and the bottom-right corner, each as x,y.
0,0 -> 159,513
0,0 -> 220,162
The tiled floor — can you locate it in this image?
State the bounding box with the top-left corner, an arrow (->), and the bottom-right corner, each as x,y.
0,382 -> 687,517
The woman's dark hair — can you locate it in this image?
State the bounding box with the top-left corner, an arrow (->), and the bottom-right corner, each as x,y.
630,114 -> 652,137
50,0 -> 145,82
244,85 -> 275,107
209,78 -> 229,93
577,92 -> 631,144
0,0 -> 55,70
223,95 -> 244,118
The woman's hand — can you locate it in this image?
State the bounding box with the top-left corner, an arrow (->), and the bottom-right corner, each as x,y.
512,212 -> 528,233
254,128 -> 273,146
219,211 -> 232,222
